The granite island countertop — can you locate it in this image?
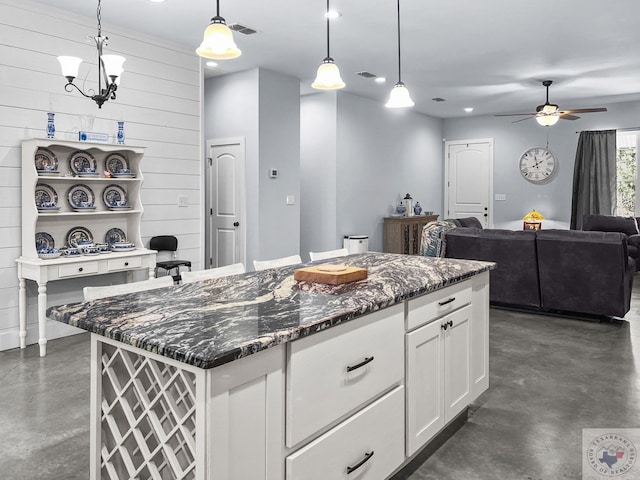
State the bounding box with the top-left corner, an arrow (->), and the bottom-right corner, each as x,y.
46,252 -> 494,369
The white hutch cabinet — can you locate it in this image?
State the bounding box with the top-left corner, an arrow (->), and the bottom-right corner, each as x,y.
16,138 -> 156,356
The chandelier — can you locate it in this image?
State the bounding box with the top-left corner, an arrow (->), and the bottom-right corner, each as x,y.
57,0 -> 125,108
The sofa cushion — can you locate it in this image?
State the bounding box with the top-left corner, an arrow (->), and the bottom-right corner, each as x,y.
446,217 -> 483,228
536,230 -> 633,317
445,228 -> 540,308
583,214 -> 639,236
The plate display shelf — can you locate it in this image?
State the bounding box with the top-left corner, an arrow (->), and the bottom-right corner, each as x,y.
17,138 -> 157,357
20,138 -> 146,259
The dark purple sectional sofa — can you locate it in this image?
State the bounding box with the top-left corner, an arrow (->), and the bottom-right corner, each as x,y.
443,225 -> 634,318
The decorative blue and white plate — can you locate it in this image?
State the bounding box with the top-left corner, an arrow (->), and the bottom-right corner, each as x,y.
102,184 -> 128,209
35,183 -> 58,209
34,148 -> 58,173
35,232 -> 55,251
105,153 -> 129,175
66,226 -> 93,247
105,227 -> 126,245
68,150 -> 97,176
67,184 -> 95,210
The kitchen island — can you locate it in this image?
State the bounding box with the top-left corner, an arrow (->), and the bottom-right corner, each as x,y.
47,252 -> 494,480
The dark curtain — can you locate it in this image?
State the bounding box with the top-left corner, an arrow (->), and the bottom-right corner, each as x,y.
570,129 -> 617,230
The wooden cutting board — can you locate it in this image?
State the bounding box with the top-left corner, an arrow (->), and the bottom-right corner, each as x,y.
294,264 -> 368,285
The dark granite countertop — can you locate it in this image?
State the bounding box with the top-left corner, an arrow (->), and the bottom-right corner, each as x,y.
46,252 -> 494,369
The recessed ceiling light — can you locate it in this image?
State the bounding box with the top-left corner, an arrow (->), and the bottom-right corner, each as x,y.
206,61 -> 218,68
325,10 -> 342,19
464,107 -> 474,113
149,0 -> 167,3
374,77 -> 386,84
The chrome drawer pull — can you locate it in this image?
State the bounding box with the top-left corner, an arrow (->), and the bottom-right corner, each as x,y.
346,451 -> 374,474
346,356 -> 374,372
438,297 -> 456,306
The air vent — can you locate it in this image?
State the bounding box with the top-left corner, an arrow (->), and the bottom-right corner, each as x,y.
356,71 -> 377,79
432,97 -> 446,102
228,23 -> 259,35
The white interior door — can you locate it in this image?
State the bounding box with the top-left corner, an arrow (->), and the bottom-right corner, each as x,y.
444,139 -> 493,227
207,138 -> 245,268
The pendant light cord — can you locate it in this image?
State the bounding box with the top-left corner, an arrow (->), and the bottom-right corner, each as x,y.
396,0 -> 402,83
326,0 -> 331,59
216,0 -> 220,17
96,0 -> 102,37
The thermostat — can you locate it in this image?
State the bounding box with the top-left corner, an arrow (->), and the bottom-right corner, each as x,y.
269,168 -> 278,178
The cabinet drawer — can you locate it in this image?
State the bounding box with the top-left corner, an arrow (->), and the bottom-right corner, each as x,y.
107,256 -> 142,271
58,261 -> 100,278
286,386 -> 405,480
406,281 -> 471,331
286,304 -> 404,447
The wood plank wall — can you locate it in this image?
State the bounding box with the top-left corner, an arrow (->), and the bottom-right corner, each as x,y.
0,0 -> 202,350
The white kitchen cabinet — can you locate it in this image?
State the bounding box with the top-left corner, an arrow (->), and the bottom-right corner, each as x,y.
405,304 -> 471,456
286,386 -> 405,480
17,138 -> 156,356
470,271 -> 490,399
286,304 -> 404,448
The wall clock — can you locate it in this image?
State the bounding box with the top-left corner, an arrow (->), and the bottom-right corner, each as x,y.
519,146 -> 557,183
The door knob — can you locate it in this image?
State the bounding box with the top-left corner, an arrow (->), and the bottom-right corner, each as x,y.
233,222 -> 239,227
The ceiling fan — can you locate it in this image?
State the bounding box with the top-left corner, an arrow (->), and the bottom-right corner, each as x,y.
495,80 -> 607,126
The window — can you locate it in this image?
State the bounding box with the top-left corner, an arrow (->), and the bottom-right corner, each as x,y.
616,132 -> 639,217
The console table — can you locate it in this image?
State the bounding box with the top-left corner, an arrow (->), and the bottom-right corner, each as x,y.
383,214 -> 439,255
17,250 -> 156,356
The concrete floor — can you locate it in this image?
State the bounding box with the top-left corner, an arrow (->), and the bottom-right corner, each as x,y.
2,287 -> 640,480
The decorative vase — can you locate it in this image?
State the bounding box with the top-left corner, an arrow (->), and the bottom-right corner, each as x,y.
396,203 -> 406,215
413,202 -> 422,216
46,112 -> 55,139
116,121 -> 125,144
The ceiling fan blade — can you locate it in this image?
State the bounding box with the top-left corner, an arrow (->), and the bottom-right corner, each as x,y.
560,107 -> 608,114
494,113 -> 537,117
559,114 -> 580,121
512,116 -> 534,123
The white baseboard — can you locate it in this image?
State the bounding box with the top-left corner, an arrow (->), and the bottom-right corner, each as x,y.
0,321 -> 84,352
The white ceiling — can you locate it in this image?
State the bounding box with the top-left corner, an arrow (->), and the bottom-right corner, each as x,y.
34,0 -> 640,119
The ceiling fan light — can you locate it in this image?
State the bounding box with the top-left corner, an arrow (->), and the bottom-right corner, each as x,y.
536,114 -> 560,126
196,19 -> 241,59
312,59 -> 345,90
540,104 -> 558,114
386,82 -> 414,108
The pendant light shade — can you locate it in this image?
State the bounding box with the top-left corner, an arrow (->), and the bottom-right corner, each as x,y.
386,81 -> 414,108
312,58 -> 345,90
196,1 -> 241,60
386,0 -> 413,108
312,0 -> 345,90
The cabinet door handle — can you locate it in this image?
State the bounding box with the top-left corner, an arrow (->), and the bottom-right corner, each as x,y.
78,267 -> 83,272
346,451 -> 374,474
448,320 -> 453,327
346,356 -> 374,372
124,262 -> 129,266
438,297 -> 455,306
441,322 -> 448,330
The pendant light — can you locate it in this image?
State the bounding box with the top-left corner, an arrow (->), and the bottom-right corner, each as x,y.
386,0 -> 414,108
57,0 -> 125,109
312,0 -> 345,90
196,0 -> 241,60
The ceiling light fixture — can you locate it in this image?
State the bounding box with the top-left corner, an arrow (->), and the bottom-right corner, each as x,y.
196,0 -> 241,60
312,0 -> 345,90
386,0 -> 414,108
464,107 -> 474,113
535,114 -> 560,127
375,77 -> 386,84
325,10 -> 342,19
57,0 -> 125,109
